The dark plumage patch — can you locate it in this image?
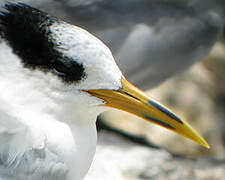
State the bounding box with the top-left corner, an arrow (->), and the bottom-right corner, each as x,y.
0,3 -> 86,83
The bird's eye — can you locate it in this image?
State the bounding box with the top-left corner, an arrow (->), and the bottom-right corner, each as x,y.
51,58 -> 86,83
52,60 -> 68,76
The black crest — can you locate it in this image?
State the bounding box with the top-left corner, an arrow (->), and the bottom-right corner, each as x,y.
0,3 -> 86,83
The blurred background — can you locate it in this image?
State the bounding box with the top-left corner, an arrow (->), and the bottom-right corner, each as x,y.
1,0 -> 225,178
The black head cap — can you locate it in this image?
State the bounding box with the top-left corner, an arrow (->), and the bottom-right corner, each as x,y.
0,3 -> 86,83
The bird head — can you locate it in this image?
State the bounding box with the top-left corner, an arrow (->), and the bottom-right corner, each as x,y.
0,3 -> 209,148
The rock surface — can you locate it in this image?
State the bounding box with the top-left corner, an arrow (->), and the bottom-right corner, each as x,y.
86,131 -> 225,180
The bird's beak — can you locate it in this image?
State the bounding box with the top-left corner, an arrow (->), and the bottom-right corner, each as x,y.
85,78 -> 210,148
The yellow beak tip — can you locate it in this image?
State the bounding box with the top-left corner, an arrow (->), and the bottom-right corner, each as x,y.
196,138 -> 210,149
203,143 -> 211,149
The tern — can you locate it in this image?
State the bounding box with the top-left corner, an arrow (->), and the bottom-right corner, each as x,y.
0,3 -> 209,180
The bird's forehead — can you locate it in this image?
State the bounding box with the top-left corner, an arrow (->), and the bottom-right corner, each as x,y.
51,24 -> 123,90
50,22 -> 114,60
52,23 -> 123,88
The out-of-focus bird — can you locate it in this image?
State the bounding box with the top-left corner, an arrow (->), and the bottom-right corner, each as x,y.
0,3 -> 209,180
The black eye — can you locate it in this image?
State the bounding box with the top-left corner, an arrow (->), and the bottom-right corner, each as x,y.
51,57 -> 86,83
52,60 -> 68,76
